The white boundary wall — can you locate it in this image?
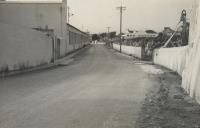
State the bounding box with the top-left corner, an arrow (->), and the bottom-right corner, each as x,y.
113,43 -> 142,58
153,46 -> 188,75
182,0 -> 200,103
152,0 -> 200,104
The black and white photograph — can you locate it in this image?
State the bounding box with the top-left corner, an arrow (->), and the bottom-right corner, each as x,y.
0,0 -> 199,128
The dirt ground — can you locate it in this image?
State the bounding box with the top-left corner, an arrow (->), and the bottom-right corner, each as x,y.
135,71 -> 200,128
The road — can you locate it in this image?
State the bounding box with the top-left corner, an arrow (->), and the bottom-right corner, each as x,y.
0,44 -> 159,128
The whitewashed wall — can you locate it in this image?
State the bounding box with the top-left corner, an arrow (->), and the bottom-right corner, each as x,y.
152,0 -> 200,104
0,1 -> 89,74
67,24 -> 90,52
0,22 -> 52,72
0,2 -> 64,37
153,46 -> 188,75
0,2 -> 68,56
113,44 -> 142,58
182,0 -> 200,103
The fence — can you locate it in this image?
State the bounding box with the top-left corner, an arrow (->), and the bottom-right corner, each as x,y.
113,43 -> 142,59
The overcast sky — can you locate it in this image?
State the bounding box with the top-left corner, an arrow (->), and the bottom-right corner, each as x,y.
68,0 -> 192,34
8,0 -> 193,34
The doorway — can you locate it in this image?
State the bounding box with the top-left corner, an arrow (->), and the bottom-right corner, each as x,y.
56,38 -> 61,59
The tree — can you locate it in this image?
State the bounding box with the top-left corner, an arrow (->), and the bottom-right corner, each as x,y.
109,32 -> 116,39
92,34 -> 100,41
100,33 -> 107,39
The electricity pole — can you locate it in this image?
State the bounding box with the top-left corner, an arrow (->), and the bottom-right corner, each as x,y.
107,27 -> 111,33
107,27 -> 111,39
67,6 -> 74,23
180,10 -> 188,46
116,5 -> 126,52
67,6 -> 70,23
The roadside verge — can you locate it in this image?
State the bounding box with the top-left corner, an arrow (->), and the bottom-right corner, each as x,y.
135,71 -> 200,128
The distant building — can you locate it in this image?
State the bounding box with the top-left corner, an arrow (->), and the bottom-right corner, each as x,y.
162,27 -> 182,37
122,29 -> 158,40
162,27 -> 175,36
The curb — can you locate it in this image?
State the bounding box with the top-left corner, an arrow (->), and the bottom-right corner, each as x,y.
0,45 -> 91,78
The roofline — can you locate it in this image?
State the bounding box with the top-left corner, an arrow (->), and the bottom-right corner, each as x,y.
67,23 -> 89,36
0,1 -> 62,4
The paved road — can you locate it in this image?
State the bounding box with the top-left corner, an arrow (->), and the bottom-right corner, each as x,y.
0,44 -> 158,128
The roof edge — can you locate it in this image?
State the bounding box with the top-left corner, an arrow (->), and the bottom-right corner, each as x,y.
0,1 -> 62,4
67,23 -> 89,35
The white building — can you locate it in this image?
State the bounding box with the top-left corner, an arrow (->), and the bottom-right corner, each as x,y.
0,0 -> 90,73
123,30 -> 158,40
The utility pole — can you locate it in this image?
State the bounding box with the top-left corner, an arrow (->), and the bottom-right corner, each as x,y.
107,27 -> 111,39
107,27 -> 111,33
67,6 -> 70,23
116,5 -> 126,52
180,10 -> 188,46
67,6 -> 74,23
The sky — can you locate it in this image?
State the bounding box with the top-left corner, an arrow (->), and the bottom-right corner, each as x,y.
68,0 -> 192,34
8,0 -> 193,34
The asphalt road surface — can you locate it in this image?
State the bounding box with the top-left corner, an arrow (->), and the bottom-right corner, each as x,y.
0,44 -> 159,128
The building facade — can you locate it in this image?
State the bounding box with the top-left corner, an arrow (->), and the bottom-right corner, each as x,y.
0,0 -> 90,74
